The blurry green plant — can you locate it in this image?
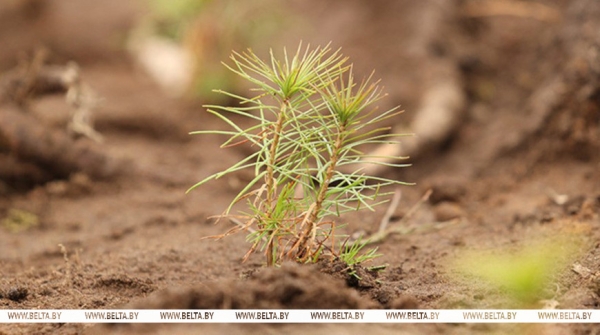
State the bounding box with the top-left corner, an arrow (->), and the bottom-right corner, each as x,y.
145,0 -> 291,102
147,0 -> 209,39
188,43 -> 409,266
1,209 -> 39,233
452,235 -> 584,305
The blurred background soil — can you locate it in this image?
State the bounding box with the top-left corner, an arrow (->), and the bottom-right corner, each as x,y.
0,0 -> 599,334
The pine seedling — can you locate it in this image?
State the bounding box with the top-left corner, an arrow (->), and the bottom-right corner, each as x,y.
188,43 -> 409,266
339,236 -> 382,267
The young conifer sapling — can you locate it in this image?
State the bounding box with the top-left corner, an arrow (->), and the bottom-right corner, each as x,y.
188,43 -> 409,266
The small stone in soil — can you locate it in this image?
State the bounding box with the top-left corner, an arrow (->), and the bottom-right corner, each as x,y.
427,179 -> 467,204
433,201 -> 464,221
7,287 -> 28,302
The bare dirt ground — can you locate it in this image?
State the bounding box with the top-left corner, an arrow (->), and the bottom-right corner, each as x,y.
1,0 -> 599,334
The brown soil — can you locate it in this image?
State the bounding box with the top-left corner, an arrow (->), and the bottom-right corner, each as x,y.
1,1 -> 599,334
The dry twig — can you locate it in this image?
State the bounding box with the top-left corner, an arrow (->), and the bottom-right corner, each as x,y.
363,189 -> 433,245
0,53 -> 119,185
378,187 -> 402,233
0,52 -> 103,142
